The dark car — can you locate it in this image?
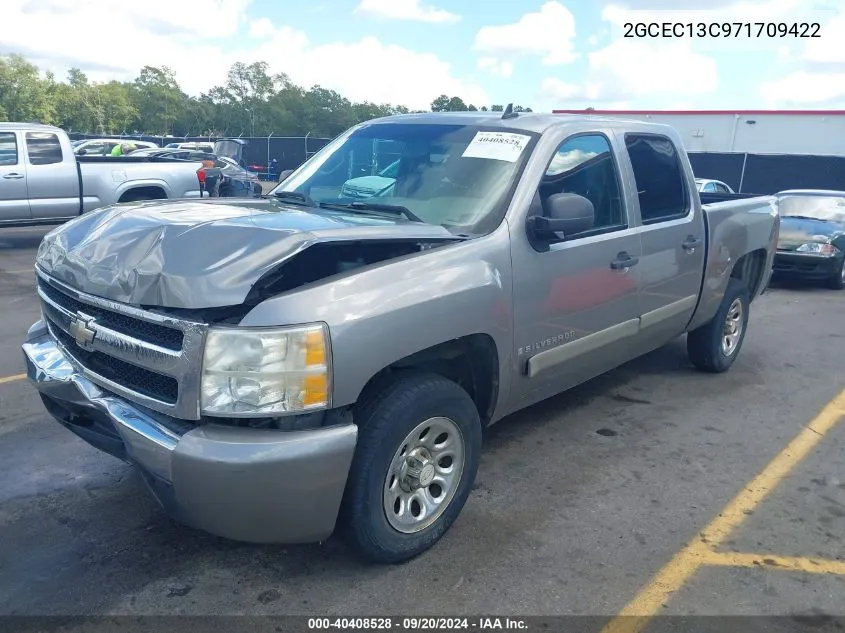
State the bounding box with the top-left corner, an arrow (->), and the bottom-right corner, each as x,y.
128,146 -> 261,198
773,190 -> 845,289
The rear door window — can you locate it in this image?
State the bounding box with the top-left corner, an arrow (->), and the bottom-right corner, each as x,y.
0,133 -> 18,166
625,134 -> 689,224
26,132 -> 64,165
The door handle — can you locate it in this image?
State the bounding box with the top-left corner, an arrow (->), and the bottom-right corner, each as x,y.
610,252 -> 639,270
682,235 -> 703,251
2,172 -> 24,180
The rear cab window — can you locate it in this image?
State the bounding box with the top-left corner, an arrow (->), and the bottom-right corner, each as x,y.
0,132 -> 18,166
25,132 -> 64,165
624,134 -> 690,224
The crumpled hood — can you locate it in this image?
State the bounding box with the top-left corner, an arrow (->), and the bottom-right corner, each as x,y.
36,198 -> 458,309
777,216 -> 845,250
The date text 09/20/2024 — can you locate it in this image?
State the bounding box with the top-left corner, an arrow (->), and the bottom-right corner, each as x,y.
307,618 -> 528,630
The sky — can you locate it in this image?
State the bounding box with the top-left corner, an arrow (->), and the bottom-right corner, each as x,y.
2,0 -> 845,112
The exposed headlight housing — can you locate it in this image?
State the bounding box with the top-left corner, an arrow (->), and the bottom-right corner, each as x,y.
201,324 -> 330,416
795,242 -> 840,256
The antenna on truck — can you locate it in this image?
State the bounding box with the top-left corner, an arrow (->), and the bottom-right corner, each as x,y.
501,103 -> 518,120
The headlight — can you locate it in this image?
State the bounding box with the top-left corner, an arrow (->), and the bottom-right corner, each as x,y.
201,324 -> 330,416
795,242 -> 840,256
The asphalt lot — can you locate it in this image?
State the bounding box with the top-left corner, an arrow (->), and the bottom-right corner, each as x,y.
1,226 -> 843,628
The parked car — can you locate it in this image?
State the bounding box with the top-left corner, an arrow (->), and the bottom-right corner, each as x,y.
73,138 -> 159,156
164,141 -> 215,153
23,111 -> 779,563
340,158 -> 400,198
771,189 -> 845,289
695,178 -> 734,194
0,123 -> 206,227
128,147 -> 261,198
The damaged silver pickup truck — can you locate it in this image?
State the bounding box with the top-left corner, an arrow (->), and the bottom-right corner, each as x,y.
23,110 -> 780,563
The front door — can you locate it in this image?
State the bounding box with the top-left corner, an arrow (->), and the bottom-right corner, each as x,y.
0,131 -> 31,223
510,132 -> 643,409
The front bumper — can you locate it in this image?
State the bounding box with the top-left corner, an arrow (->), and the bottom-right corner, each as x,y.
772,251 -> 844,281
22,321 -> 358,544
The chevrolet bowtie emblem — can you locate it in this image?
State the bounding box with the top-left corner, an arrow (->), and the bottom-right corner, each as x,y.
69,315 -> 97,348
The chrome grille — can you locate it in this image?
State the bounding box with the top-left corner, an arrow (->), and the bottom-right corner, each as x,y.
36,270 -> 208,420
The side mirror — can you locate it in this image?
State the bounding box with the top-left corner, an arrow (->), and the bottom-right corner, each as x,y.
76,148 -> 87,155
277,169 -> 294,182
527,193 -> 595,241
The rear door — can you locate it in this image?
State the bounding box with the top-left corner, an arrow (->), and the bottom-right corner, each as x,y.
622,133 -> 706,349
25,131 -> 81,220
0,131 -> 31,222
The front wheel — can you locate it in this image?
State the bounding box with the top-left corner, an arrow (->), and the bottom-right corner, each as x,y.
340,372 -> 482,564
687,278 -> 750,373
825,258 -> 845,290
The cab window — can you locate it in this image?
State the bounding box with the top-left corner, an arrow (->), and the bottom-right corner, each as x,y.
0,133 -> 18,166
539,133 -> 626,237
625,134 -> 689,224
26,132 -> 64,165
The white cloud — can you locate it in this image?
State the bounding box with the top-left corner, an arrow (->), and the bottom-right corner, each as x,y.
539,78 -> 585,101
587,34 -> 600,46
535,79 -> 632,111
248,17 -> 276,39
588,40 -> 717,98
473,1 -> 578,66
757,6 -> 845,106
477,57 -> 514,78
759,71 -> 845,106
802,10 -> 845,63
539,40 -> 717,109
354,0 -> 460,24
0,0 -> 487,111
250,31 -> 489,109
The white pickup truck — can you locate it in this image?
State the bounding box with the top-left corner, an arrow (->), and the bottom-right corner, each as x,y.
0,122 -> 206,227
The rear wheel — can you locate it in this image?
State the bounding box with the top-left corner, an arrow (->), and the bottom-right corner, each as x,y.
687,278 -> 750,373
825,258 -> 845,290
340,372 -> 482,564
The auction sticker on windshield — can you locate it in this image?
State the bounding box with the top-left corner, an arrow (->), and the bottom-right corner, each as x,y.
462,131 -> 531,163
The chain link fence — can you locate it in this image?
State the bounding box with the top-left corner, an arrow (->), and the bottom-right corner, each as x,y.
67,133 -> 333,179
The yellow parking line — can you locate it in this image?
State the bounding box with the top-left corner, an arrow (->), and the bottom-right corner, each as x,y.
703,551 -> 845,576
0,373 -> 26,385
601,388 -> 845,633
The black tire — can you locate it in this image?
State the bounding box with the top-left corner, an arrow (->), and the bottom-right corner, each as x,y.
340,372 -> 482,564
687,278 -> 750,373
825,258 -> 845,290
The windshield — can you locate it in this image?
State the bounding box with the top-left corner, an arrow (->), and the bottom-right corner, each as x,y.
270,122 -> 537,234
779,194 -> 845,223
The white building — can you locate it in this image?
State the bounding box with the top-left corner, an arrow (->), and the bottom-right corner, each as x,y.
552,110 -> 845,157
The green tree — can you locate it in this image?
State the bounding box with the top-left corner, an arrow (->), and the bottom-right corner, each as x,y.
1,53 -> 491,138
0,54 -> 55,123
132,66 -> 185,135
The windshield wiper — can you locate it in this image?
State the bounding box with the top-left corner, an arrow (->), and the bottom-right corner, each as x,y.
268,190 -> 316,207
781,215 -> 825,221
319,201 -> 425,223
